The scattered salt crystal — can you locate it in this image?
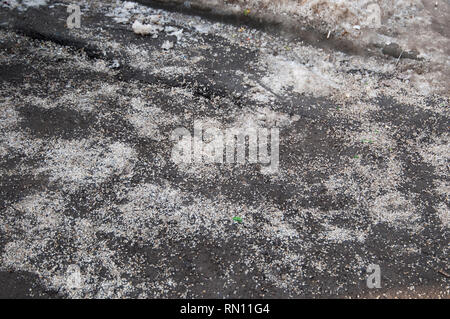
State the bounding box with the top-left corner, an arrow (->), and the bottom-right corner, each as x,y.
161,40 -> 174,50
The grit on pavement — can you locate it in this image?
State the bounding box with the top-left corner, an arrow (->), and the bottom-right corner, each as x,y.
0,0 -> 448,298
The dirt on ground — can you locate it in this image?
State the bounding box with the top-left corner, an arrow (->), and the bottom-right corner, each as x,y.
0,0 -> 448,298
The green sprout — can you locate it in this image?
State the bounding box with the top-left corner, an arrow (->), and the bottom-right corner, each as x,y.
244,9 -> 250,16
233,216 -> 243,223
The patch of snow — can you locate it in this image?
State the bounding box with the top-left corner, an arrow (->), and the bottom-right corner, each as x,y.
132,20 -> 163,37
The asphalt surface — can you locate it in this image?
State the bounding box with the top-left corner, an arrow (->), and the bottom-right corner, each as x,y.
0,0 -> 448,298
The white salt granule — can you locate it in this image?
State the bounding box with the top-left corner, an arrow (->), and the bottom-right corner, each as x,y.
161,40 -> 173,50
